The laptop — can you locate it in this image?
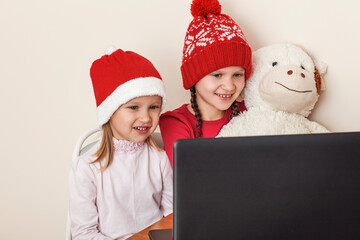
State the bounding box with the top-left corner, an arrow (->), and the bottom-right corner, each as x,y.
149,132 -> 360,240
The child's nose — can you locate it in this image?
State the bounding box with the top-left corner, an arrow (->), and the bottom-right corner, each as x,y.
139,111 -> 151,123
221,77 -> 235,90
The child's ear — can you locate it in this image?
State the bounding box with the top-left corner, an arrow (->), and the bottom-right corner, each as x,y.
315,60 -> 327,91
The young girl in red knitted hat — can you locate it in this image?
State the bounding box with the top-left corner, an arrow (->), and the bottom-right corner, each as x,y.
69,48 -> 172,240
159,0 -> 252,165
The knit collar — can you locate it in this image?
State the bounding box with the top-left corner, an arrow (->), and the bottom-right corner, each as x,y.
113,138 -> 145,154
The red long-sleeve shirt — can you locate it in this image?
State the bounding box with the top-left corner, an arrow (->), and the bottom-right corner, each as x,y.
159,102 -> 247,166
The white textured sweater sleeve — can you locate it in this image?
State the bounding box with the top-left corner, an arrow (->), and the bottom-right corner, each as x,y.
68,156 -> 113,240
160,154 -> 173,217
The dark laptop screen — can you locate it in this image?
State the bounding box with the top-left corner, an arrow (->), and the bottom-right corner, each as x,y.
173,132 -> 360,240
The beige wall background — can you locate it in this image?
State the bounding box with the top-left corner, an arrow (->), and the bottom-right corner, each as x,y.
1,0 -> 359,239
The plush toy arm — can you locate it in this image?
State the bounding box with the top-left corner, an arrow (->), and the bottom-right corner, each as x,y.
217,115 -> 245,137
305,120 -> 330,133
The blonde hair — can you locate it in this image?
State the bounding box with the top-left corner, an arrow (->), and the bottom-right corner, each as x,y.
91,122 -> 163,171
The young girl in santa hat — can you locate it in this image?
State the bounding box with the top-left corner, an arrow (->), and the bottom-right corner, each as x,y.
159,0 -> 252,165
69,48 -> 173,240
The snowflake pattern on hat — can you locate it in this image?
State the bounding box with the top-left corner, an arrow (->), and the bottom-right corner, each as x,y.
183,15 -> 247,60
218,23 -> 246,41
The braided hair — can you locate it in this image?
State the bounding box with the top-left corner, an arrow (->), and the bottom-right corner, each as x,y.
190,86 -> 239,138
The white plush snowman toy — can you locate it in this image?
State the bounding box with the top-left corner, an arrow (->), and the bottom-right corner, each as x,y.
218,43 -> 329,137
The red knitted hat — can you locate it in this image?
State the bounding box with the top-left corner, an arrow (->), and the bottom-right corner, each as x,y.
90,48 -> 166,125
181,0 -> 252,89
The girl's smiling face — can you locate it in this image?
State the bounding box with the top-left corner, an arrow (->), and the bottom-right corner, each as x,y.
109,95 -> 162,142
194,66 -> 245,120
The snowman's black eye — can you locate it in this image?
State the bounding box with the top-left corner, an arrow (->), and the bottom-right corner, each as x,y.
272,62 -> 278,67
301,65 -> 305,70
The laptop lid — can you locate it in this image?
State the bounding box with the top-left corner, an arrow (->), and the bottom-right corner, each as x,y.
173,132 -> 360,240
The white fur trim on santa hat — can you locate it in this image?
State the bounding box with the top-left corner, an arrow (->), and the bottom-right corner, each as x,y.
97,77 -> 166,126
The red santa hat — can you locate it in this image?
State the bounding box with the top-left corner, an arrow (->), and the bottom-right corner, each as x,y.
90,47 -> 166,126
181,0 -> 252,89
